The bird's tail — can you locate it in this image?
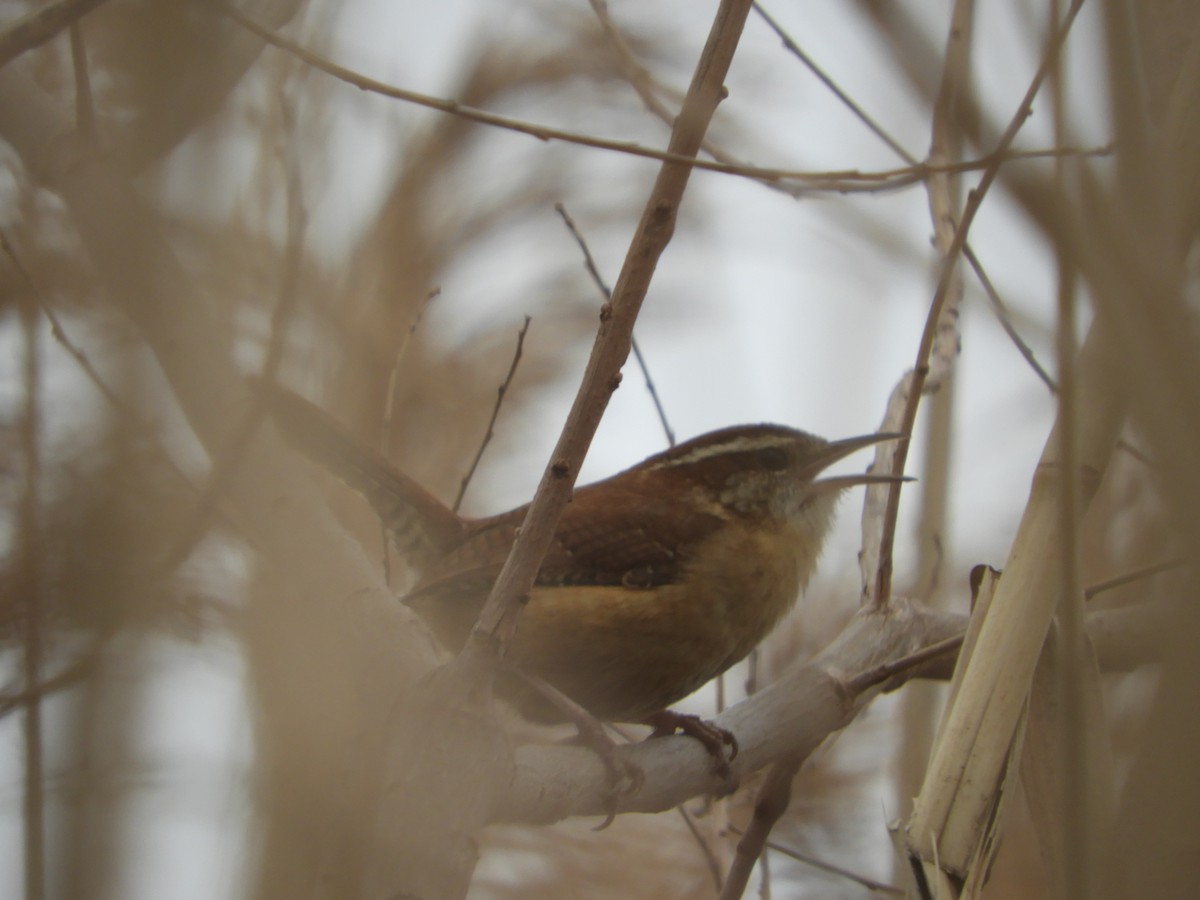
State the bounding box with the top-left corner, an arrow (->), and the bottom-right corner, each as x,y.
259,382 -> 465,570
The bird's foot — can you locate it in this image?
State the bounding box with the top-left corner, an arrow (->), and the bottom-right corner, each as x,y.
514,670 -> 643,828
643,710 -> 739,780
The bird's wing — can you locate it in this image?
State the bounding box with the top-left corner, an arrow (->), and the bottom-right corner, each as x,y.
404,487 -> 726,635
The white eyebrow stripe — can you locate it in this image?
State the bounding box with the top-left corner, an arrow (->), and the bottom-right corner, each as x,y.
648,433 -> 799,468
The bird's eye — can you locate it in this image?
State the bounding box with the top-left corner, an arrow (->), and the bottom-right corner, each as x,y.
756,446 -> 789,470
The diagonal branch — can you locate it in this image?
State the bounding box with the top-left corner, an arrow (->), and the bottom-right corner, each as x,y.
458,0 -> 758,668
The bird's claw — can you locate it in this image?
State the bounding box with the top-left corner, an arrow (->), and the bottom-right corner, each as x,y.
644,710 -> 739,780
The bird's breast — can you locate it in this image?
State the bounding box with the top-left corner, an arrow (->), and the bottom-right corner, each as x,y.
508,520 -> 807,721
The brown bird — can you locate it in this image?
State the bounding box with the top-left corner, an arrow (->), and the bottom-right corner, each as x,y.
265,386 -> 901,728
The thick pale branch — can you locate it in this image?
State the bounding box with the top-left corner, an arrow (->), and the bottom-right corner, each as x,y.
499,594 -> 1163,825
502,601 -> 963,823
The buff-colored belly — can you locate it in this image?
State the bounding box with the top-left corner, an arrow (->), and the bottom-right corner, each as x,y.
511,526 -> 804,722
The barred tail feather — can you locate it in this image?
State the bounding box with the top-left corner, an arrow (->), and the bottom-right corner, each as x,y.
261,383 -> 464,570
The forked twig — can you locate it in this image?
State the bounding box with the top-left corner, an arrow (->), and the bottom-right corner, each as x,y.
676,803 -> 725,892
554,202 -> 674,446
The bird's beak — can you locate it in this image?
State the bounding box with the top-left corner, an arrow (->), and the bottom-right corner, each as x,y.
805,432 -> 911,494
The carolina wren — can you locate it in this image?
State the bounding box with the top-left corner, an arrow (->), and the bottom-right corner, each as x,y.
266,387 -> 900,724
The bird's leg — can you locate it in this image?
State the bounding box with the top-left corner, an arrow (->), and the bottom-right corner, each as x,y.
643,710 -> 739,780
510,668 -> 643,828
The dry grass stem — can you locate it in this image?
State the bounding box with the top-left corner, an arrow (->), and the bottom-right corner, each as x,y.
906,318 -> 1123,885
864,0 -> 1085,608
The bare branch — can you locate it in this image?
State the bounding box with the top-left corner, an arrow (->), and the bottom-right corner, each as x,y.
720,757 -> 799,900
753,1 -> 917,164
454,315 -> 532,512
459,0 -> 759,668
555,202 -> 674,446
219,3 -> 1096,196
759,0 -> 1060,397
963,240 -> 1057,391
500,591 -> 1164,826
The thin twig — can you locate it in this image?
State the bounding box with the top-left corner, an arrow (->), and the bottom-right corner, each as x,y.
454,316 -> 532,513
962,241 -> 1057,391
0,230 -> 251,555
861,0 -> 977,603
719,757 -> 800,900
1048,12 -> 1093,890
1114,438 -> 1154,468
847,633 -> 966,695
753,2 -> 917,164
676,803 -> 725,893
588,0 -> 799,199
219,2 -> 1101,196
868,0 -> 1086,604
1083,557 -> 1188,601
586,0 -> 689,130
0,231 -> 126,415
756,1 -> 1058,402
554,202 -> 674,446
726,825 -> 904,895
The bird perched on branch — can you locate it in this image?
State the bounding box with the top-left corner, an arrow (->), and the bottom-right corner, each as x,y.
264,385 -> 901,750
